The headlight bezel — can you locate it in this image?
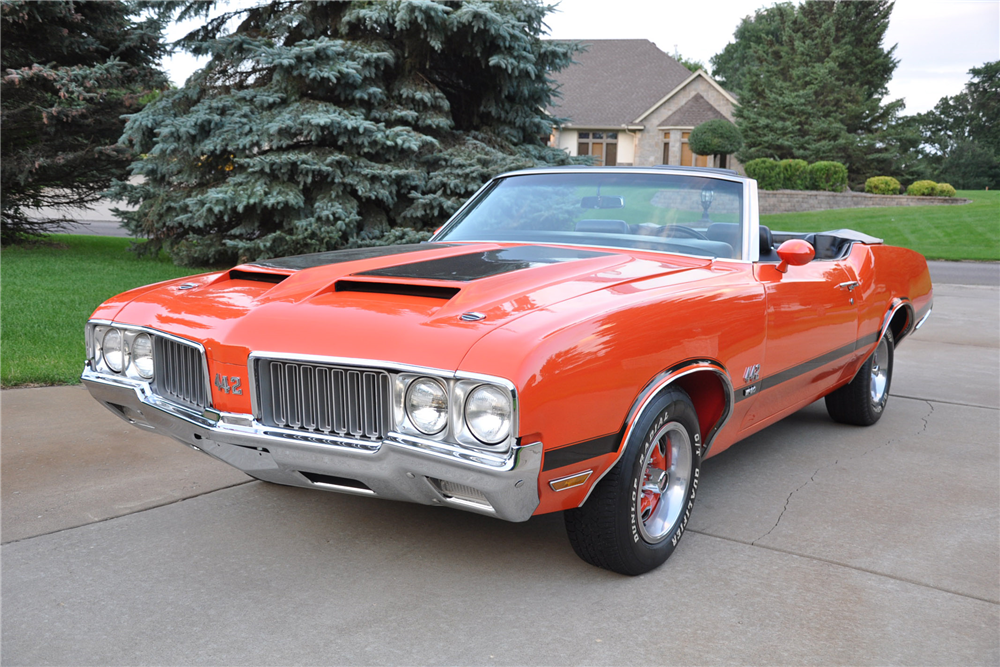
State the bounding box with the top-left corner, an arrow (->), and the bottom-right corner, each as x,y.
86,322 -> 158,382
393,371 -> 517,453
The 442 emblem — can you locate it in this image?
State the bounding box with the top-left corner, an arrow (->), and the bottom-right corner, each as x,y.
214,374 -> 243,395
743,364 -> 760,384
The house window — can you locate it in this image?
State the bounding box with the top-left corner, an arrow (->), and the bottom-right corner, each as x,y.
681,132 -> 709,167
578,131 -> 618,166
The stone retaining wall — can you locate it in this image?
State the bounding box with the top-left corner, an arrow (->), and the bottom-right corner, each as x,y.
759,189 -> 970,214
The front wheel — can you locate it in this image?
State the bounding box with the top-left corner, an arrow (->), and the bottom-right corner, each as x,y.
825,329 -> 894,425
564,388 -> 702,576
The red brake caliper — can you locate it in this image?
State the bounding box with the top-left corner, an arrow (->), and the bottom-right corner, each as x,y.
640,436 -> 669,522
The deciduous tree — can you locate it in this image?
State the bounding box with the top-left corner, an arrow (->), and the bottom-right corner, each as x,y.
911,61 -> 1000,189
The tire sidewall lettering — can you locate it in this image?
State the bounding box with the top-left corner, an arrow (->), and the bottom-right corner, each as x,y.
631,400 -> 701,552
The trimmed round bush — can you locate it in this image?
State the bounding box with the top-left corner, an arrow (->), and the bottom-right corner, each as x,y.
808,161 -> 848,192
865,176 -> 901,195
778,159 -> 809,190
907,180 -> 938,196
744,158 -> 782,190
934,183 -> 957,197
689,119 -> 743,158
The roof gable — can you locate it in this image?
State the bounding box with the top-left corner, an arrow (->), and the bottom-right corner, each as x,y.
633,70 -> 738,124
660,93 -> 727,128
547,39 -> 694,127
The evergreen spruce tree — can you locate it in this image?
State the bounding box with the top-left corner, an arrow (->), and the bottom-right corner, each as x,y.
1,0 -> 168,243
110,0 -> 580,266
729,0 -> 906,184
710,3 -> 794,97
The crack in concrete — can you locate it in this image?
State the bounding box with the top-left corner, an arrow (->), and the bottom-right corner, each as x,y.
690,528 -> 1000,606
751,400 -> 935,546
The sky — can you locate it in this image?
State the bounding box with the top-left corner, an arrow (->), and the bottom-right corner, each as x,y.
161,0 -> 1000,115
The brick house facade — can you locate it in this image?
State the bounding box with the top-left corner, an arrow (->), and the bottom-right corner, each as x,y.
548,40 -> 741,172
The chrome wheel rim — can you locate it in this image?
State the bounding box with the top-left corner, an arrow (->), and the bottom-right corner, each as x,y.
869,337 -> 889,404
636,422 -> 692,544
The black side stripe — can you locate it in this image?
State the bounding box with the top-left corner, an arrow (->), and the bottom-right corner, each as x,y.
734,330 -> 881,402
542,431 -> 623,472
542,329 -> 890,471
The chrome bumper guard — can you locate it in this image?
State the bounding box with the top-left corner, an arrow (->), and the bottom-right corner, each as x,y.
82,367 -> 541,522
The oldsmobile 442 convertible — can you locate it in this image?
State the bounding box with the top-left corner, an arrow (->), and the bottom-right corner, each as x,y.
82,166 -> 933,575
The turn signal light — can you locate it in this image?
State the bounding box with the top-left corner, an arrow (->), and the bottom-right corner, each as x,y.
549,470 -> 593,492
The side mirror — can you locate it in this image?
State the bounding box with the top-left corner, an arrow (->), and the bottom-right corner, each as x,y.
775,239 -> 815,273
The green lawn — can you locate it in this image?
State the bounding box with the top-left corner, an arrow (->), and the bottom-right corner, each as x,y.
761,190 -> 1000,261
1,235 -> 208,387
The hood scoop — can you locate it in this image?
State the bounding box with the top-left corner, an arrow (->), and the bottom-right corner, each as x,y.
228,269 -> 289,284
334,280 -> 460,300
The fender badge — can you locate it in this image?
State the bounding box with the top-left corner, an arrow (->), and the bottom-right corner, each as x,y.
460,312 -> 486,322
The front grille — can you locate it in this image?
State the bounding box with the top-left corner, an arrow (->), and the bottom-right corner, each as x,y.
255,359 -> 392,441
153,336 -> 210,409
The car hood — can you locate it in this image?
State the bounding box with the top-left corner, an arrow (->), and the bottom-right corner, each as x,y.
111,243 -> 710,369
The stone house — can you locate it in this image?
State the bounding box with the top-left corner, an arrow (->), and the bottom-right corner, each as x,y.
548,39 -> 741,171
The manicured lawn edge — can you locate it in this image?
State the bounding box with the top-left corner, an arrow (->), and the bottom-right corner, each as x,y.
1,235 -> 209,387
760,190 -> 999,261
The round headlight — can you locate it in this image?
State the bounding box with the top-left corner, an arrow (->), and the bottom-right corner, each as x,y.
465,385 -> 512,444
102,328 -> 126,373
405,378 -> 449,435
131,333 -> 154,379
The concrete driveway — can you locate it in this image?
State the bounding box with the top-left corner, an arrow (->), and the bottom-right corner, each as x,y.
2,272 -> 997,665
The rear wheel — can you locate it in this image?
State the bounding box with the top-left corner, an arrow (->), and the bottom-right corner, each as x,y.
826,329 -> 894,426
564,388 -> 701,576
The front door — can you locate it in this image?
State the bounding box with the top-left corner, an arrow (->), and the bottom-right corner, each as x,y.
741,259 -> 860,426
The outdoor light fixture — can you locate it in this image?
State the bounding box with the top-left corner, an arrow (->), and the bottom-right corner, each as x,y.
700,186 -> 715,222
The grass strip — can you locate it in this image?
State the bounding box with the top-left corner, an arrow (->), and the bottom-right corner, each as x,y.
761,190 -> 1000,261
2,235 -> 207,387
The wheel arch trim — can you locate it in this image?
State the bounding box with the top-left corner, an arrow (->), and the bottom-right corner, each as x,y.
576,359 -> 734,507
880,297 -> 915,347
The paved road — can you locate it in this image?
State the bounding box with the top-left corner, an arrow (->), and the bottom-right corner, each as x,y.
3,288 -> 998,665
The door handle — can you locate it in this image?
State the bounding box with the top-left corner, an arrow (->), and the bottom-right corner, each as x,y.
837,281 -> 859,292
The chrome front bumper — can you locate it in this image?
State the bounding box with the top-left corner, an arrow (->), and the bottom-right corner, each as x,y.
82,368 -> 541,522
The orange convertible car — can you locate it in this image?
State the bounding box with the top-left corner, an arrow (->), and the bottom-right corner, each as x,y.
83,166 -> 932,574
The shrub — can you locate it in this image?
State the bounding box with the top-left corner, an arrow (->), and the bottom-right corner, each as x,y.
778,159 -> 809,189
934,183 -> 957,197
689,119 -> 744,159
744,158 -> 782,190
865,176 -> 901,195
907,180 -> 938,196
808,161 -> 848,192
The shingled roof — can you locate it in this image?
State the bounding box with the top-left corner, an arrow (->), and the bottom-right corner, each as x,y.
660,93 -> 728,127
548,39 -> 694,127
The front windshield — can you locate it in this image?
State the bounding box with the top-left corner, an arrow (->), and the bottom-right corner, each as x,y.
438,172 -> 746,260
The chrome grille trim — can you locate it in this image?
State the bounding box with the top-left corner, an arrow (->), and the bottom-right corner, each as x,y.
256,359 -> 392,441
153,336 -> 210,409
